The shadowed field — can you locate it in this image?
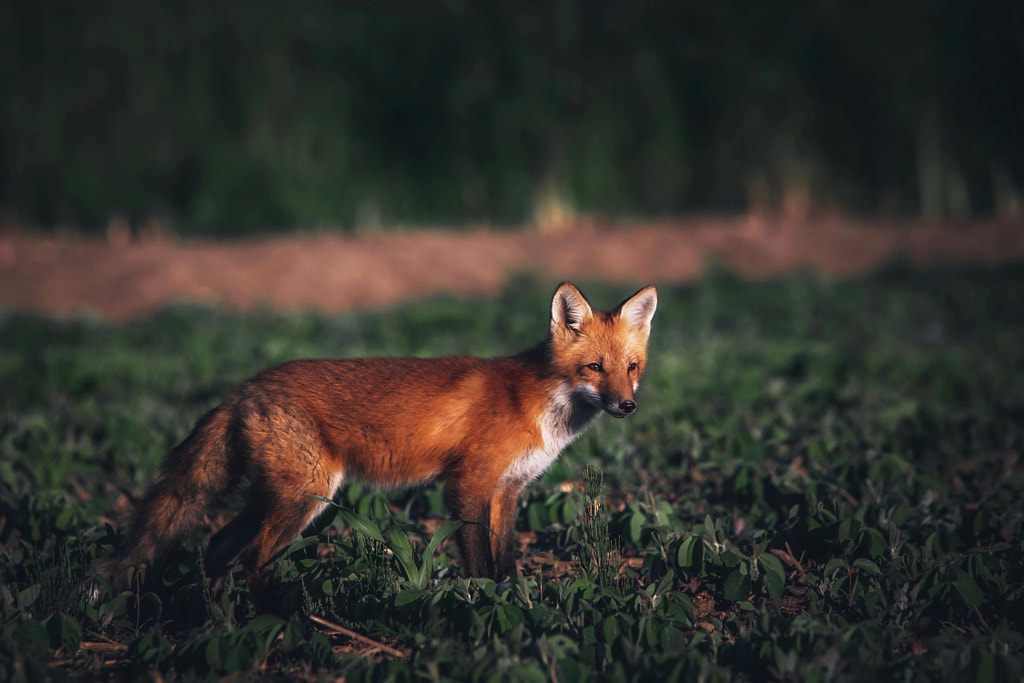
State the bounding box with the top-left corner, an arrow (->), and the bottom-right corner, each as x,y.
1,265 -> 1022,680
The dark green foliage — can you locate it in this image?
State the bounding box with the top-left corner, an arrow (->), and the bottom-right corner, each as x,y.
1,267 -> 1023,680
2,2 -> 1021,231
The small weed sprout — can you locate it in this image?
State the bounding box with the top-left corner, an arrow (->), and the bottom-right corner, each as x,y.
197,550 -> 215,619
24,537 -> 85,619
300,571 -> 319,616
577,464 -> 616,586
357,535 -> 395,595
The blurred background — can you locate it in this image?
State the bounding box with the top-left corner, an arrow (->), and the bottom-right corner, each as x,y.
2,0 -> 1022,236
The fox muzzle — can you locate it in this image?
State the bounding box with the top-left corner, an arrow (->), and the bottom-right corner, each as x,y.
604,399 -> 637,418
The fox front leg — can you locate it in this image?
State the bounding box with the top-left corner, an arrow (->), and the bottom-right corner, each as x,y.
487,482 -> 525,579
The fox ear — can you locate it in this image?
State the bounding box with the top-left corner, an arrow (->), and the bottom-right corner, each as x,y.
551,282 -> 593,336
619,286 -> 658,335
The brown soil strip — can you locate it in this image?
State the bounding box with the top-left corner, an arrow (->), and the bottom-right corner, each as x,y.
1,216 -> 1021,320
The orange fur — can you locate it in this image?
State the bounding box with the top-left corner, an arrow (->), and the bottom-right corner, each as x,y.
94,283 -> 657,598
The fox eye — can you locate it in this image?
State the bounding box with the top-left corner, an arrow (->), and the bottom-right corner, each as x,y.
628,362 -> 638,372
587,363 -> 603,372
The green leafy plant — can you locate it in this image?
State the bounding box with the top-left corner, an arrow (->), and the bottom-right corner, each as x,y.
315,496 -> 462,590
2,269 -> 1023,680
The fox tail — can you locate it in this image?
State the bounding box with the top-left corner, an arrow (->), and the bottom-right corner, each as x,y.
88,405 -> 234,600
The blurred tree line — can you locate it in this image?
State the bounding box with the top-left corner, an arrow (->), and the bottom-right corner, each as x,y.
1,0 -> 1022,235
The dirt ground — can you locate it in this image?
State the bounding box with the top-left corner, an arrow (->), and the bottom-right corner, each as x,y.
1,215 -> 1022,320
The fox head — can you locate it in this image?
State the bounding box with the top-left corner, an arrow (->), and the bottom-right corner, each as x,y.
549,282 -> 658,418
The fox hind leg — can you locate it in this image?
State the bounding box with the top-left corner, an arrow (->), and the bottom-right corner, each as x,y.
222,399 -> 345,597
447,474 -> 505,579
205,498 -> 265,582
239,485 -> 335,596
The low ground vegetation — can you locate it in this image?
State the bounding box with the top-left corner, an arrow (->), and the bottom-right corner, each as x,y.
1,267 -> 1022,680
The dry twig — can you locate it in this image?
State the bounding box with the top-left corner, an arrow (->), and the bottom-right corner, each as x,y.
309,614 -> 406,659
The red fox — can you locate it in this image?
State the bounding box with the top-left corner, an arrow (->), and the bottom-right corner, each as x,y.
96,282 -> 657,596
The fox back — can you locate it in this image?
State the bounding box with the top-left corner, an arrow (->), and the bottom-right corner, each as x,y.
94,282 -> 657,601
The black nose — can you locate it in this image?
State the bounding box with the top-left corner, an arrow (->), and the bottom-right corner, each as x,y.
619,400 -> 636,414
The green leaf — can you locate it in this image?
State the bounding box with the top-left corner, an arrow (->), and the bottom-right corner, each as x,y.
424,520 -> 462,558
603,615 -> 621,644
629,511 -> 645,545
338,509 -> 386,544
556,657 -> 589,682
823,557 -> 847,578
17,584 -> 41,610
304,632 -> 335,667
677,534 -> 704,571
55,509 -> 74,531
724,570 -> 751,602
953,575 -> 984,607
527,502 -> 545,531
644,616 -> 662,647
287,535 -> 322,554
14,619 -> 49,651
977,652 -> 996,683
282,619 -> 305,652
246,614 -> 285,634
653,570 -> 675,600
46,613 -> 82,653
394,589 -> 427,607
860,527 -> 888,558
540,633 -> 579,661
205,636 -> 222,671
759,553 -> 786,600
853,558 -> 882,576
130,630 -> 172,664
494,604 -> 524,633
388,525 -> 419,582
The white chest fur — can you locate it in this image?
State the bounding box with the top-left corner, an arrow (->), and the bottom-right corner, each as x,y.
500,383 -> 603,488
